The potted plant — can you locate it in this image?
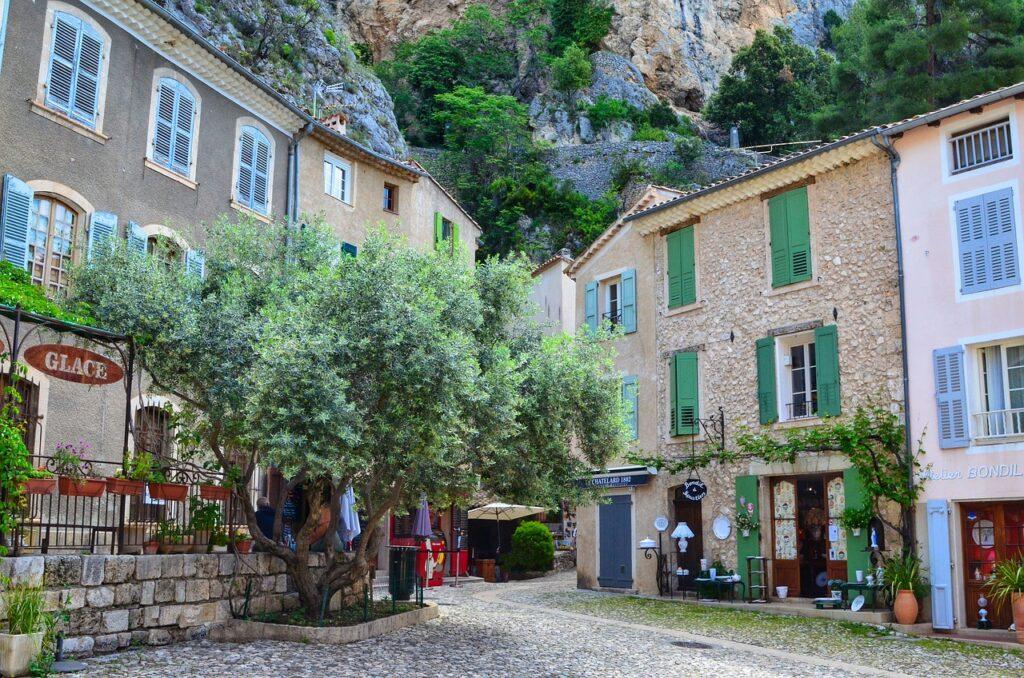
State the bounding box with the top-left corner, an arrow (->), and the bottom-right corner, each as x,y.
189,496 -> 221,553
210,526 -> 230,553
231,526 -> 253,554
154,520 -> 190,555
198,463 -> 239,502
147,467 -> 188,502
884,551 -> 928,625
19,467 -> 55,496
105,451 -> 152,496
840,504 -> 873,538
985,557 -> 1024,644
52,442 -> 105,498
735,509 -> 759,538
0,580 -> 45,677
142,538 -> 159,555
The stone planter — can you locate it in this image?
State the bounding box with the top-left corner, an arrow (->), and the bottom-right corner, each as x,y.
198,484 -> 231,501
0,631 -> 43,677
893,589 -> 919,625
105,477 -> 145,496
58,477 -> 106,498
20,478 -> 55,495
148,482 -> 188,502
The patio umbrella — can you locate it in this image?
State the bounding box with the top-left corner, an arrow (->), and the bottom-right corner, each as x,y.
338,485 -> 361,544
412,497 -> 432,538
467,503 -> 546,556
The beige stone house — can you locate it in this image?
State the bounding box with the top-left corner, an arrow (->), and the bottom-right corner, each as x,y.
530,249 -> 576,335
574,137 -> 905,599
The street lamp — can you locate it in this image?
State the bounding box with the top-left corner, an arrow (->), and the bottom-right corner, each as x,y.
638,516 -> 673,598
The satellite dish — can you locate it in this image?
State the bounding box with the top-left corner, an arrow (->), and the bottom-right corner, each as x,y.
654,515 -> 669,532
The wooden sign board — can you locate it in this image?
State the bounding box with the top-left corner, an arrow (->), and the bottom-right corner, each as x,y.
24,344 -> 123,385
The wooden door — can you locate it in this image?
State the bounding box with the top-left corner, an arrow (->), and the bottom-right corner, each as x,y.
963,502 -> 1024,628
673,489 -> 703,591
598,495 -> 633,588
771,478 -> 799,596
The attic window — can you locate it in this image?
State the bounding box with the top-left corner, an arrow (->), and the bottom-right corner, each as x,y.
950,118 -> 1013,174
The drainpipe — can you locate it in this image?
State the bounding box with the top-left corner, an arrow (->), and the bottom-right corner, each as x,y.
870,130 -> 916,551
286,123 -> 315,253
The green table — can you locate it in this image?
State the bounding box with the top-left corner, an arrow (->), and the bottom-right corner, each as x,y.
694,577 -> 745,602
839,582 -> 886,611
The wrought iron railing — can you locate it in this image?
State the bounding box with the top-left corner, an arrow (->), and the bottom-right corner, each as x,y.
785,398 -> 818,420
973,408 -> 1024,439
602,310 -> 622,325
10,454 -> 251,556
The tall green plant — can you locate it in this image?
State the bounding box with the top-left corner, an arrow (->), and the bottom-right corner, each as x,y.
985,558 -> 1024,611
504,520 -> 555,572
4,581 -> 45,635
0,369 -> 33,557
883,551 -> 928,599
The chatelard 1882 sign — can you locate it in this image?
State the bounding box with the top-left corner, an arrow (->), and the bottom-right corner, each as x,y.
24,344 -> 123,385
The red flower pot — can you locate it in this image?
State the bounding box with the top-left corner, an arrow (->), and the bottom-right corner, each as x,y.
233,539 -> 253,554
198,484 -> 232,501
148,482 -> 188,502
106,477 -> 145,496
58,477 -> 107,498
143,541 -> 159,555
21,477 -> 56,495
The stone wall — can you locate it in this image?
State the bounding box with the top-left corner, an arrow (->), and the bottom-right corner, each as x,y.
0,553 -> 325,656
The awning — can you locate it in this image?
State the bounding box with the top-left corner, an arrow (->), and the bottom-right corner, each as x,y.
580,465 -> 657,489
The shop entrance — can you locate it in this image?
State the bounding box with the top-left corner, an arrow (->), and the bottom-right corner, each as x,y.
598,495 -> 633,588
962,501 -> 1024,628
673,487 -> 703,592
771,474 -> 848,598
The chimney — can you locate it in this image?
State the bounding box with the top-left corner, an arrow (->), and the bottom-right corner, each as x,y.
321,112 -> 348,136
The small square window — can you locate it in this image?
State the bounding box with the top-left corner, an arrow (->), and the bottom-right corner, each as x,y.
323,153 -> 352,203
383,183 -> 398,213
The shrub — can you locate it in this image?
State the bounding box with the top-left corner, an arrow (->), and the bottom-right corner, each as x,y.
674,135 -> 703,165
585,95 -> 634,130
644,101 -> 678,128
0,261 -> 94,325
550,43 -> 593,98
504,520 -> 555,572
631,123 -> 667,142
323,27 -> 339,48
5,581 -> 45,635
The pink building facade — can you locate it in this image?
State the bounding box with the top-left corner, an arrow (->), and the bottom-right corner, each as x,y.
892,86 -> 1024,631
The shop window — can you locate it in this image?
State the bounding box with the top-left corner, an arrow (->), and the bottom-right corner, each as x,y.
29,196 -> 78,296
973,341 -> 1024,439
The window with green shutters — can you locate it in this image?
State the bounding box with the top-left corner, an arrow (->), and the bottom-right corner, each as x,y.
755,326 -> 840,424
666,226 -> 696,308
434,212 -> 459,253
755,337 -> 778,424
768,187 -> 812,287
814,325 -> 841,416
670,352 -> 698,436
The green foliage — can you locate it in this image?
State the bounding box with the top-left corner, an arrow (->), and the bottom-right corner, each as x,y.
734,509 -> 759,533
585,95 -> 634,130
189,497 -> 222,533
4,580 -> 45,634
0,262 -> 94,325
323,27 -> 338,48
550,43 -> 593,97
504,520 -> 555,572
548,0 -> 613,54
154,520 -> 185,544
116,451 -> 154,482
632,123 -> 667,142
705,26 -> 834,148
352,42 -> 372,66
0,378 -> 31,557
840,503 -> 874,532
821,9 -> 843,50
985,558 -> 1024,611
882,551 -> 928,599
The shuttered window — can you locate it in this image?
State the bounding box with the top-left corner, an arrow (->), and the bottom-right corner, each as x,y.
670,352 -> 698,436
324,152 -> 352,203
236,126 -> 271,214
955,188 -> 1020,294
666,226 -> 695,308
45,12 -> 104,128
622,376 -> 638,440
584,280 -> 598,332
30,197 -> 82,295
934,346 -> 969,448
756,337 -> 777,424
0,174 -> 33,271
814,325 -> 841,417
768,187 -> 812,287
151,78 -> 197,177
0,0 -> 11,76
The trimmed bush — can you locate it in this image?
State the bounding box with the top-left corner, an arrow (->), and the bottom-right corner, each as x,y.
504,520 -> 555,572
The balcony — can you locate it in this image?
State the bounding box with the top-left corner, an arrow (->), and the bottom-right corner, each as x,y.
973,408 -> 1024,440
785,398 -> 818,421
602,309 -> 621,326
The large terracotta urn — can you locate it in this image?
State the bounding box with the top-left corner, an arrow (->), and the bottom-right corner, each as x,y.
893,589 -> 918,625
1013,592 -> 1024,644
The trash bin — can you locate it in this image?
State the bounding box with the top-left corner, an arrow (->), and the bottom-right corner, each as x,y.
388,546 -> 417,601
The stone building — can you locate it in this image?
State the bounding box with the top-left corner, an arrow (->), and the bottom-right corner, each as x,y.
573,135 -> 905,598
530,249 -> 576,336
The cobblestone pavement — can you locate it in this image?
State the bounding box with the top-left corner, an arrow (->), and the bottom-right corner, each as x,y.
71,573 -> 985,677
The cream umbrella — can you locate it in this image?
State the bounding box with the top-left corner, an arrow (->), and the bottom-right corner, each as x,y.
468,503 -> 547,557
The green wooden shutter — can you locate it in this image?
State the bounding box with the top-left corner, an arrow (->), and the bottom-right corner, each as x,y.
584,281 -> 598,331
843,468 -> 871,581
768,194 -> 790,287
755,336 -> 777,424
786,187 -> 811,283
433,212 -> 443,249
621,268 -> 637,333
673,352 -> 698,435
666,227 -> 695,308
815,324 -> 841,416
735,475 -> 760,588
622,375 -> 638,440
0,174 -> 33,270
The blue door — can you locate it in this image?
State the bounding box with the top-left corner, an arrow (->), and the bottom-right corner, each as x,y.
598,494 -> 633,588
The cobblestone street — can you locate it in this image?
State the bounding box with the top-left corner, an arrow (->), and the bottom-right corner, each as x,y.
70,572 -> 1022,678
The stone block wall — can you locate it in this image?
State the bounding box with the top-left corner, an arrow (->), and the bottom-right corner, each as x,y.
0,553 -> 324,656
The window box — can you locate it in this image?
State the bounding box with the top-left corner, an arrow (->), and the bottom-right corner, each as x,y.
21,477 -> 56,495
105,477 -> 145,496
148,481 -> 188,502
58,476 -> 106,497
199,483 -> 232,501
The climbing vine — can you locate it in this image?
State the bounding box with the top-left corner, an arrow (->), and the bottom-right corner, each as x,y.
0,364 -> 35,556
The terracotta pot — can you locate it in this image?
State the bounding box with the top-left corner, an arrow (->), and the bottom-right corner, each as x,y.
157,542 -> 191,555
0,631 -> 43,677
142,541 -> 159,555
233,539 -> 253,554
1013,592 -> 1024,644
105,477 -> 145,496
148,482 -> 188,501
20,478 -> 56,495
198,484 -> 232,501
893,589 -> 919,625
58,476 -> 106,498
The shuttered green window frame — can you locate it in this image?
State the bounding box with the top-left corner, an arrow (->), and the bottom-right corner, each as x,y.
755,337 -> 778,424
814,324 -> 841,416
622,375 -> 638,440
583,280 -> 598,332
670,352 -> 698,436
621,268 -> 637,333
666,226 -> 696,308
768,187 -> 812,287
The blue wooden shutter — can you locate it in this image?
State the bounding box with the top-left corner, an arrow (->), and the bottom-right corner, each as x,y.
172,86 -> 196,175
584,280 -> 598,331
982,188 -> 1020,290
0,174 -> 33,270
926,499 -> 954,630
127,221 -> 147,256
0,0 -> 12,76
87,211 -> 118,260
71,21 -> 102,126
46,13 -> 80,115
152,80 -> 176,168
621,268 -> 636,333
237,127 -> 257,209
252,133 -> 271,213
621,375 -> 638,440
185,249 -> 205,278
934,346 -> 969,448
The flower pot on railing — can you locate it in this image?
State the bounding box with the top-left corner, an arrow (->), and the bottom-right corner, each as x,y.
105,477 -> 145,496
198,484 -> 232,501
148,482 -> 188,502
20,478 -> 56,496
157,540 -> 191,555
58,476 -> 107,498
142,540 -> 159,555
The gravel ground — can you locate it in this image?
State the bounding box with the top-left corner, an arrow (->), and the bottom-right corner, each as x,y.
70,572 -> 1009,677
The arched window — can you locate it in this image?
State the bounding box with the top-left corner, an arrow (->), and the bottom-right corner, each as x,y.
150,77 -> 198,178
146,233 -> 183,267
28,195 -> 78,294
235,124 -> 272,214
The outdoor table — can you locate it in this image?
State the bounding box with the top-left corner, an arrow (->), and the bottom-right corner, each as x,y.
694,576 -> 745,602
839,581 -> 886,611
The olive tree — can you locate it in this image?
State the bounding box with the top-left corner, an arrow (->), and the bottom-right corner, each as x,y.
69,217 -> 628,613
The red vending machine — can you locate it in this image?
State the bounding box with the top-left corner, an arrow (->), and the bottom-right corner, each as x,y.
416,537 -> 446,587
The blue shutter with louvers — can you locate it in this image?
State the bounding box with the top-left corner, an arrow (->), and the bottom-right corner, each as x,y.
622,375 -> 638,440
87,212 -> 117,261
237,126 -> 270,213
0,175 -> 33,270
171,86 -> 195,175
127,221 -> 147,255
46,13 -> 79,115
926,499 -> 954,630
621,268 -> 636,334
185,249 -> 205,279
71,22 -> 102,126
236,127 -> 256,208
152,81 -> 176,167
153,79 -> 196,176
934,345 -> 969,448
584,281 -> 598,332
956,188 -> 1021,293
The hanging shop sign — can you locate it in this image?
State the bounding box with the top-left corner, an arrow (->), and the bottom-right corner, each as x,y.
680,477 -> 708,502
583,473 -> 652,489
24,344 -> 123,385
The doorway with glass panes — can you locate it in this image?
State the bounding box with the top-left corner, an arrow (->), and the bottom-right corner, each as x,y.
771,473 -> 848,598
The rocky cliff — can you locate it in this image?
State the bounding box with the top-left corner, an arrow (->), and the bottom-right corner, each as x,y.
337,0 -> 853,111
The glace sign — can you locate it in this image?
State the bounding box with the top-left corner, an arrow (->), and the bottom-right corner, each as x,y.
24,344 -> 123,385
